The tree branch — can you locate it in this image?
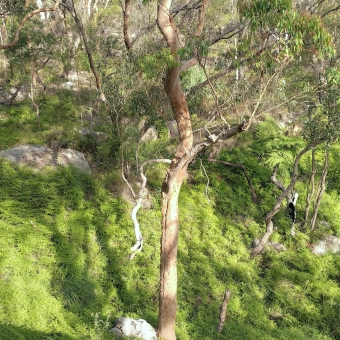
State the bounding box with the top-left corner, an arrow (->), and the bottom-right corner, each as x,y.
0,1 -> 62,50
208,158 -> 259,203
129,159 -> 171,260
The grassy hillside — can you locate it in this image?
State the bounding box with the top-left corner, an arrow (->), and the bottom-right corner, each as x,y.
0,95 -> 340,340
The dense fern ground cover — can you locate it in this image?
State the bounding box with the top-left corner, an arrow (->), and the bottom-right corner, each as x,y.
0,98 -> 340,339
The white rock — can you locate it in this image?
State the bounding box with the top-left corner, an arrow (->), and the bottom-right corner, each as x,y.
110,317 -> 157,340
312,235 -> 340,255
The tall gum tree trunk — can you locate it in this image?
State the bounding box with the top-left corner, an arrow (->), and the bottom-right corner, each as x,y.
157,0 -> 193,339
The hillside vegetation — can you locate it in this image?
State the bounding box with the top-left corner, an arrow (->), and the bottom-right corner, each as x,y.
1,0 -> 340,339
1,97 -> 340,339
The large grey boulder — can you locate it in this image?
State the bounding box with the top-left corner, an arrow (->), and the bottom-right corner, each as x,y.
312,235 -> 340,255
110,317 -> 157,340
0,145 -> 52,167
0,145 -> 91,174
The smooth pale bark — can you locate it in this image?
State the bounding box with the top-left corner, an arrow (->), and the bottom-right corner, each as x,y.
157,1 -> 193,338
129,159 -> 171,260
156,1 -> 248,338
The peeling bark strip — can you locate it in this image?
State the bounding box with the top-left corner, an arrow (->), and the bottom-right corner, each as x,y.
217,289 -> 231,333
129,159 -> 171,260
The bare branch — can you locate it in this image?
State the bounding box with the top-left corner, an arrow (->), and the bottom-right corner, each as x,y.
210,22 -> 243,46
310,148 -> 329,231
195,0 -> 210,37
270,164 -> 289,203
199,159 -> 210,202
129,159 -> 171,260
209,158 -> 259,203
321,4 -> 340,17
303,148 -> 316,225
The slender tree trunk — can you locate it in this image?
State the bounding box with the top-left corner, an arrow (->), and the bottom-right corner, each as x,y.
310,148 -> 329,231
157,1 -> 193,338
66,0 -> 108,105
304,148 -> 316,225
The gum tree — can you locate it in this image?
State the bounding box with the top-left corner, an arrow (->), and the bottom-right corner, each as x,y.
155,0 -> 334,338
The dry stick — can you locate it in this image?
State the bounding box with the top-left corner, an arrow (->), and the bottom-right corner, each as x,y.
310,148 -> 329,231
129,159 -> 171,260
217,289 -> 231,333
209,158 -> 259,203
270,164 -> 292,204
199,159 -> 210,202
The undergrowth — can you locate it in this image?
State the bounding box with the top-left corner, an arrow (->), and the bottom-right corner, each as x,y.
0,99 -> 339,339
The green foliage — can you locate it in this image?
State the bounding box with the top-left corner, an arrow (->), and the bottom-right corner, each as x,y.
303,66 -> 340,144
251,116 -> 304,181
238,0 -> 334,67
178,38 -> 210,60
138,49 -> 178,79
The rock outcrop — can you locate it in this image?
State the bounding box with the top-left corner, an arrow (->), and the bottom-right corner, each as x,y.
0,145 -> 91,174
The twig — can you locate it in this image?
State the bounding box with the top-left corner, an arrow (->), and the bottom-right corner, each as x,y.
199,159 -> 210,203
